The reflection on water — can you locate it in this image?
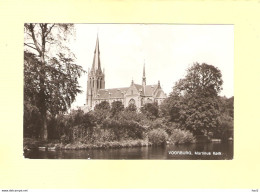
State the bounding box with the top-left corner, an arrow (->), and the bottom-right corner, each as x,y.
24,142 -> 233,160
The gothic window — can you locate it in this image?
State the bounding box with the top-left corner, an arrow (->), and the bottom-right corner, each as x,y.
129,99 -> 135,105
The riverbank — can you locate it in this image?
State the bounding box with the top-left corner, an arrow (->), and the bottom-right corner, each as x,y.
24,140 -> 234,159
24,138 -> 152,151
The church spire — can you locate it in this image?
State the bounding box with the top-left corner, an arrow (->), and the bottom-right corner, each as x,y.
143,62 -> 145,77
92,35 -> 101,71
142,61 -> 146,86
87,35 -> 105,108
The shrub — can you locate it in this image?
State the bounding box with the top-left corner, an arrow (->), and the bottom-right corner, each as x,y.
102,118 -> 145,141
169,129 -> 196,144
60,134 -> 71,144
148,128 -> 168,145
96,128 -> 117,142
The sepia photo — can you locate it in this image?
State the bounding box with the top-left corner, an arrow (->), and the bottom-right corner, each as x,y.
23,24 -> 234,159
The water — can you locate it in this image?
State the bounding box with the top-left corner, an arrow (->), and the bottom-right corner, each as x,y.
24,142 -> 233,160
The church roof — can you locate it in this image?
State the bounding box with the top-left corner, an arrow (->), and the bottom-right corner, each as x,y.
133,83 -> 143,91
144,84 -> 158,96
155,89 -> 167,98
95,83 -> 165,99
97,87 -> 129,99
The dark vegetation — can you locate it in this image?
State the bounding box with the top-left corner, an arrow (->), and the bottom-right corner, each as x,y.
24,63 -> 233,149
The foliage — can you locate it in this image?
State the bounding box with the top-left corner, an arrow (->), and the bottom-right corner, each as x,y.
91,128 -> 117,143
174,62 -> 223,97
117,110 -> 146,123
94,101 -> 110,111
125,103 -> 137,112
219,96 -> 234,119
215,114 -> 233,140
161,90 -> 222,136
160,94 -> 183,122
161,63 -> 225,136
91,101 -> 111,124
148,128 -> 168,145
102,118 -> 145,141
168,129 -> 196,144
23,101 -> 41,138
24,56 -> 233,147
110,101 -> 124,117
46,109 -> 96,143
179,95 -> 221,135
24,23 -> 84,140
141,102 -> 159,120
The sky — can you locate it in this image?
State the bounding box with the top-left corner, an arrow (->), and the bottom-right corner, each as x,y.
70,24 -> 234,109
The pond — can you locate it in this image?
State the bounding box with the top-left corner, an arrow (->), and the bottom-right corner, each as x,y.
24,141 -> 233,160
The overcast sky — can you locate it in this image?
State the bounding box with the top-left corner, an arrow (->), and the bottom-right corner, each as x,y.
71,24 -> 234,109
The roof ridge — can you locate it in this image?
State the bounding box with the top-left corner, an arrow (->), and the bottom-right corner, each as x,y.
99,87 -> 129,90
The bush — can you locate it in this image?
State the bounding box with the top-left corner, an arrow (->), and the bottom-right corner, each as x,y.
169,129 -> 196,144
94,128 -> 117,143
60,134 -> 71,144
148,128 -> 168,145
102,118 -> 145,141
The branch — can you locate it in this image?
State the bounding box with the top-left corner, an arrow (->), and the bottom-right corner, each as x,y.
45,40 -> 55,45
45,24 -> 55,37
24,43 -> 38,51
25,32 -> 32,37
29,24 -> 42,55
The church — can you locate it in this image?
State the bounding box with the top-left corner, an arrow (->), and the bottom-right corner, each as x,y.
85,36 -> 167,110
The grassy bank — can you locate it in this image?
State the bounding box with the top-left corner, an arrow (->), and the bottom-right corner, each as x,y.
24,138 -> 151,150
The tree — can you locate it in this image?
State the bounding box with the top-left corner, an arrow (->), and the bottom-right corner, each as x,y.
216,96 -> 234,140
160,94 -> 182,122
94,101 -> 110,111
141,102 -> 159,120
92,101 -> 111,124
125,103 -> 137,112
110,101 -> 124,117
24,23 -> 84,140
219,96 -> 234,119
174,62 -> 223,97
163,63 -> 224,136
178,94 -> 221,135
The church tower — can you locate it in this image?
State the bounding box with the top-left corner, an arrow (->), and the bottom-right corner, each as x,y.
86,35 -> 105,108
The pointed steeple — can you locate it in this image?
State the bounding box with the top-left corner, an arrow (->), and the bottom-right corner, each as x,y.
143,60 -> 146,77
87,35 -> 105,108
142,61 -> 146,86
92,35 -> 101,71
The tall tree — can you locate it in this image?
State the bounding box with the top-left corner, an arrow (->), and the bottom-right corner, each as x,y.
24,23 -> 84,140
174,62 -> 223,97
162,63 -> 224,136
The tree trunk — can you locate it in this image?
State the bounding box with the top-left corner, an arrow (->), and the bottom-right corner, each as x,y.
40,114 -> 48,140
39,53 -> 48,141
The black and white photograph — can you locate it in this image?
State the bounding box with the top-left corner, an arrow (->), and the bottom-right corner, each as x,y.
23,24 -> 234,159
